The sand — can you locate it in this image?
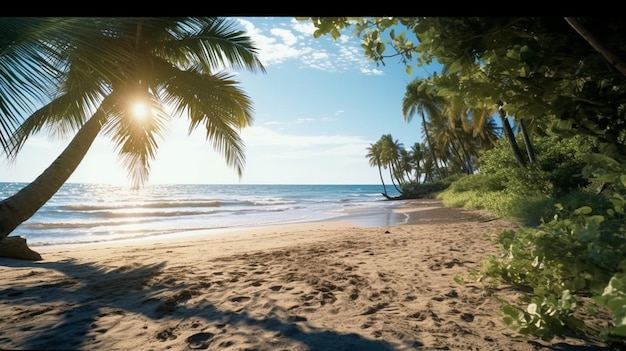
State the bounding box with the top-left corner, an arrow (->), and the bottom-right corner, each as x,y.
0,199 -> 613,350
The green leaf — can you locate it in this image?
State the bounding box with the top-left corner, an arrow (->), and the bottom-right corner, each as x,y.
448,58 -> 463,74
609,324 -> 626,337
503,304 -> 520,319
574,206 -> 592,215
572,277 -> 587,291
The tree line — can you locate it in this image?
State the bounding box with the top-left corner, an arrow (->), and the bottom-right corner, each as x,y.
301,17 -> 626,346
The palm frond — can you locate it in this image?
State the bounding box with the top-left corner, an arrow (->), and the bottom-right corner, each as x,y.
171,17 -> 266,74
101,87 -> 170,188
157,64 -> 253,177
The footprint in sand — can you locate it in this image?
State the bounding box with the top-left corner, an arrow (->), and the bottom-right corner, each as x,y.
156,327 -> 177,341
187,332 -> 214,349
229,296 -> 251,303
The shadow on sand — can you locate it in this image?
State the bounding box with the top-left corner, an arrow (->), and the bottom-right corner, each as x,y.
0,250 -> 616,350
0,258 -> 404,350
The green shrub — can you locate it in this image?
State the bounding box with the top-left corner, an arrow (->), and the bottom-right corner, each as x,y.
445,135 -> 626,345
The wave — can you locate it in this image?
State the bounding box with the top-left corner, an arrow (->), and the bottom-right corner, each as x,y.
57,199 -> 298,212
24,205 -> 310,230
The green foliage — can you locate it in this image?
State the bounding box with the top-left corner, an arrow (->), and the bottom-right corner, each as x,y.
305,17 -> 626,158
438,173 -> 552,223
442,137 -> 626,344
595,269 -> 626,341
482,198 -> 626,342
531,135 -> 597,196
305,17 -> 626,344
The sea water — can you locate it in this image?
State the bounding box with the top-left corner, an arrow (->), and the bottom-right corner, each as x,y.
0,183 -> 405,246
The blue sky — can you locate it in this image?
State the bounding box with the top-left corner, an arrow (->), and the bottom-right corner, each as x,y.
0,17 -> 434,185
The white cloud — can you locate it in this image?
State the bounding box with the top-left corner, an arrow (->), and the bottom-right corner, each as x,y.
270,28 -> 298,46
361,67 -> 384,76
290,18 -> 317,36
238,17 -> 383,75
243,126 -> 369,150
237,18 -> 302,66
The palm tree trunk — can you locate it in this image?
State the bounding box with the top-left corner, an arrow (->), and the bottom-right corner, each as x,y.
388,167 -> 403,194
564,17 -> 626,77
519,119 -> 536,164
455,137 -> 474,174
421,112 -> 442,178
0,110 -> 106,241
377,165 -> 388,196
498,102 -> 527,168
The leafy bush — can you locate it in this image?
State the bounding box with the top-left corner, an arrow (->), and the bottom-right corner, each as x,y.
482,201 -> 626,343
444,135 -> 626,345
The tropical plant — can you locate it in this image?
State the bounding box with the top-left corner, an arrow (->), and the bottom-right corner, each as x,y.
0,18 -> 130,154
365,140 -> 387,196
304,17 -> 626,344
0,17 -> 265,259
301,17 -> 626,158
401,79 -> 444,178
378,134 -> 403,194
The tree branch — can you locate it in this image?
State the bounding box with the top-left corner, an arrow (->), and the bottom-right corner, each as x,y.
564,17 -> 626,77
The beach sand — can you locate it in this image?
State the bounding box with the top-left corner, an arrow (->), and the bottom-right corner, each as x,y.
0,199 -> 612,350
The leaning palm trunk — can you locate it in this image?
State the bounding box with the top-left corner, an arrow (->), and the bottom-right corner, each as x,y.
0,110 -> 105,243
377,165 -> 388,196
519,119 -> 536,164
421,113 -> 442,179
498,102 -> 527,168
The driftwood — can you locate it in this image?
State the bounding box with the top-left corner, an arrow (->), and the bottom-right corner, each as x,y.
0,236 -> 42,261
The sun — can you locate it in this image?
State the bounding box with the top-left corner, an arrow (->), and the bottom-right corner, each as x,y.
131,102 -> 149,121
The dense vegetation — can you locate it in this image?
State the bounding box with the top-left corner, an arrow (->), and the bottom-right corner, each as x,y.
303,17 -> 626,346
441,135 -> 625,344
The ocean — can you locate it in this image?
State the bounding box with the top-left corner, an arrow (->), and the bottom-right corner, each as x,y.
0,183 -> 407,247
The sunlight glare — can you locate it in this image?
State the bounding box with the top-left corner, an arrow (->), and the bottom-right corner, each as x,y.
132,102 -> 148,121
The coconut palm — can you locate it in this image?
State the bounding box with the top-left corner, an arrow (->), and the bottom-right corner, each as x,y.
0,18 -> 121,153
497,100 -> 527,167
378,134 -> 404,194
402,78 -> 445,179
438,96 -> 501,174
365,140 -> 388,196
409,142 -> 424,183
0,17 -> 265,256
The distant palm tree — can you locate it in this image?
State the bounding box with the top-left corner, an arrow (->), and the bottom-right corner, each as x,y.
0,18 -> 265,249
379,134 -> 403,194
409,142 -> 424,182
402,79 -> 445,179
366,141 -> 388,196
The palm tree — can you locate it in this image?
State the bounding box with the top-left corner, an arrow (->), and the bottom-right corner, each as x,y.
497,100 -> 527,167
409,142 -> 424,183
0,18 -> 265,258
438,96 -> 500,175
365,141 -> 388,196
0,18 -> 124,154
379,134 -> 404,194
402,79 -> 445,179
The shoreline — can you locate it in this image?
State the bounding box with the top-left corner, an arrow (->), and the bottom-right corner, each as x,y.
0,199 -> 610,350
27,197 -> 424,251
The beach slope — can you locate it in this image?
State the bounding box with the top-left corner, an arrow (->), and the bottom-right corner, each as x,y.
0,200 -> 610,350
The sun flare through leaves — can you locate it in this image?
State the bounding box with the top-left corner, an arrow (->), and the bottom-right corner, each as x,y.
131,102 -> 149,122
